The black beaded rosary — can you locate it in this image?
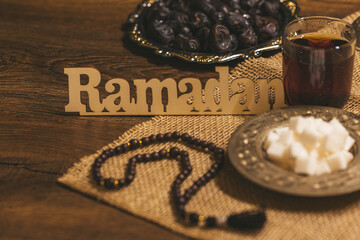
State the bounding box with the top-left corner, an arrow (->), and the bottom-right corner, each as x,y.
92,131 -> 266,230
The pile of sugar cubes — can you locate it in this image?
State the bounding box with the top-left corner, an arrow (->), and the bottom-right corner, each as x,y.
264,116 -> 355,176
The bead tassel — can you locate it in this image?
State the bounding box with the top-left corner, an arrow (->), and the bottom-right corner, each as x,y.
91,131 -> 266,230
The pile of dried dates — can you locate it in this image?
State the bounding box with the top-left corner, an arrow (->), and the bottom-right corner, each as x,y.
144,0 -> 292,53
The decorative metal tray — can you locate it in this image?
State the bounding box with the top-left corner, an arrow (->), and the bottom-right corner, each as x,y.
127,0 -> 299,64
227,106 -> 360,197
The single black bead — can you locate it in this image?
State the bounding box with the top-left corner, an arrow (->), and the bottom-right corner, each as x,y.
129,169 -> 136,176
214,148 -> 225,160
172,182 -> 180,190
173,188 -> 181,198
174,178 -> 182,185
143,153 -> 152,162
181,156 -> 190,163
184,188 -> 192,196
104,149 -> 113,158
181,133 -> 190,141
177,173 -> 186,181
183,170 -> 190,176
151,152 -> 160,160
118,178 -> 126,187
114,145 -> 123,154
195,179 -> 203,187
189,213 -> 199,224
200,141 -> 209,149
121,143 -> 129,153
104,178 -> 115,189
141,137 -> 150,146
95,157 -> 103,164
129,157 -> 137,164
149,134 -> 157,143
184,192 -> 191,200
170,147 -> 180,157
109,148 -> 115,156
191,184 -> 199,192
129,163 -> 136,171
211,163 -> 219,170
217,158 -> 225,168
178,196 -> 186,205
185,165 -> 192,172
180,151 -> 189,158
126,174 -> 134,183
95,175 -> 103,184
100,153 -> 107,160
135,154 -> 143,162
164,132 -> 172,141
206,217 -> 217,227
178,205 -> 186,217
205,172 -> 213,179
193,138 -> 201,146
159,149 -> 168,158
208,142 -> 216,151
93,171 -> 102,180
187,136 -> 195,144
172,131 -> 181,140
209,168 -> 217,175
93,161 -> 102,168
156,133 -> 164,142
92,166 -> 100,173
129,139 -> 140,149
200,176 -> 207,183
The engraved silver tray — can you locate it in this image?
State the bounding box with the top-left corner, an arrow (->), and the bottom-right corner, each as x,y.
227,106 -> 360,197
127,0 -> 299,64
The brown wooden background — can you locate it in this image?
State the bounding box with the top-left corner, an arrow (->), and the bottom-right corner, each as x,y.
1,0 -> 359,239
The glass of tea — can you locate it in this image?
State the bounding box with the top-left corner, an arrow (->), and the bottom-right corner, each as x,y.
282,17 -> 357,108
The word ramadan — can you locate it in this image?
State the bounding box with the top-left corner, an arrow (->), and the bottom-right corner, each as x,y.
64,66 -> 286,115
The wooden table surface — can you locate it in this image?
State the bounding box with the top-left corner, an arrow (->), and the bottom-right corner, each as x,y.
1,0 -> 359,239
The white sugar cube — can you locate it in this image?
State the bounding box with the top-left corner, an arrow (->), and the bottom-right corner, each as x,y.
278,129 -> 295,146
266,142 -> 287,163
344,136 -> 355,151
330,118 -> 348,135
289,141 -> 308,159
323,128 -> 348,153
274,127 -> 289,135
326,151 -> 353,171
315,120 -> 333,136
300,128 -> 321,148
294,155 -> 317,175
264,131 -> 280,149
309,149 -> 319,159
289,116 -> 307,134
315,160 -> 331,175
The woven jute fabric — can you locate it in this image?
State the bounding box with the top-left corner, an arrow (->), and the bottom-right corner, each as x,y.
59,12 -> 360,240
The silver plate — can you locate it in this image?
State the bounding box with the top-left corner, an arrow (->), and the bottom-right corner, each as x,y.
127,0 -> 299,64
227,106 -> 360,197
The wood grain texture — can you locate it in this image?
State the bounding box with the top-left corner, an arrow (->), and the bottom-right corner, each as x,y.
0,0 -> 359,239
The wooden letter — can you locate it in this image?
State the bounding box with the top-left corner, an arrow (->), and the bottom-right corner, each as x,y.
256,78 -> 287,113
64,68 -> 104,113
133,78 -> 178,114
103,78 -> 133,113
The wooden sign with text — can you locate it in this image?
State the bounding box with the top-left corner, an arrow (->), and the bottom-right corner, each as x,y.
64,66 -> 286,115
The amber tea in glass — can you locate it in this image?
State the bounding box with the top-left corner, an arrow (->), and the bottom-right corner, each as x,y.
282,17 -> 357,108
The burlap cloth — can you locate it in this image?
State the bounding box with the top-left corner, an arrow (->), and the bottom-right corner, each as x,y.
59,11 -> 360,240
